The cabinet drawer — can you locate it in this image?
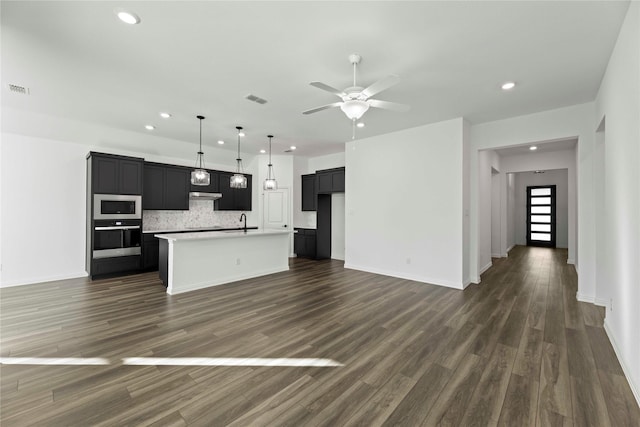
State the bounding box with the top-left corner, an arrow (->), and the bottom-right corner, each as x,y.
92,256 -> 140,276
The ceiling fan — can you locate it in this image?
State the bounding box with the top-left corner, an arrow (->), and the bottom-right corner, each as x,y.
303,54 -> 410,122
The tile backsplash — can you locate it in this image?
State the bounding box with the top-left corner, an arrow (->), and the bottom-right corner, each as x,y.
143,200 -> 243,231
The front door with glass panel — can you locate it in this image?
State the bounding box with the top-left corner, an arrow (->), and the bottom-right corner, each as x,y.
526,185 -> 556,247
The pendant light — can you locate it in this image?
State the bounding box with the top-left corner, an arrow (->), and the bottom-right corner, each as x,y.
191,115 -> 210,186
230,126 -> 247,189
263,134 -> 277,190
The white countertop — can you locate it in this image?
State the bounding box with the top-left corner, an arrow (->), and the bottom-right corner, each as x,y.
156,228 -> 292,242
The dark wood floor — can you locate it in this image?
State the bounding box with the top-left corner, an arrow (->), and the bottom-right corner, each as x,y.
1,246 -> 638,426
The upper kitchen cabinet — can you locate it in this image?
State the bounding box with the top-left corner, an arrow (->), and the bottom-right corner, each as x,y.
301,173 -> 317,211
190,170 -> 219,193
89,152 -> 143,195
216,172 -> 252,211
143,162 -> 190,210
316,167 -> 345,194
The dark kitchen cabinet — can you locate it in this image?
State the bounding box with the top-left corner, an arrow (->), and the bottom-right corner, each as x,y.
143,162 -> 190,210
142,234 -> 159,270
90,153 -> 143,195
91,256 -> 140,277
190,170 -> 219,193
316,167 -> 345,194
294,228 -> 317,259
301,173 -> 317,211
216,172 -> 252,211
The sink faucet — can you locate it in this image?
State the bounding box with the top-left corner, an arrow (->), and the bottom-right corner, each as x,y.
239,213 -> 247,232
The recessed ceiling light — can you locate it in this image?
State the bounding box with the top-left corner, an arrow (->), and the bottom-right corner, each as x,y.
217,140 -> 224,145
145,125 -> 155,131
159,112 -> 171,119
238,132 -> 245,137
116,10 -> 140,25
290,146 -> 297,150
529,146 -> 537,151
356,122 -> 365,128
260,149 -> 266,154
501,81 -> 516,90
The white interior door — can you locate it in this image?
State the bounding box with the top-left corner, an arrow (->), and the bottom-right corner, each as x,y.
263,188 -> 290,230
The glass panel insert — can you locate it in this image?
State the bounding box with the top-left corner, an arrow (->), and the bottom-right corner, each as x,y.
531,197 -> 551,205
531,206 -> 551,214
531,233 -> 552,241
531,215 -> 551,223
531,188 -> 551,196
531,224 -> 551,232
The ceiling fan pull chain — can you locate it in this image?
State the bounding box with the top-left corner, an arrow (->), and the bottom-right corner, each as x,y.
352,118 -> 356,140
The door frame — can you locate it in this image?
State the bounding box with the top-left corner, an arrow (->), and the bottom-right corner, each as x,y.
526,185 -> 556,247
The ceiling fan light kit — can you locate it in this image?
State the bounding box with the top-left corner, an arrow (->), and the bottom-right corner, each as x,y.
303,53 -> 410,131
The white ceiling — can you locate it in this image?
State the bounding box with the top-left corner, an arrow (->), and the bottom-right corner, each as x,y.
1,1 -> 629,157
494,138 -> 578,157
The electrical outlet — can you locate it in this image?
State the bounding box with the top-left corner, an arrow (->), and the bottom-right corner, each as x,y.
236,258 -> 241,266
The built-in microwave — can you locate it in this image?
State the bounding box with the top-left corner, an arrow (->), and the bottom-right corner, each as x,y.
94,194 -> 142,220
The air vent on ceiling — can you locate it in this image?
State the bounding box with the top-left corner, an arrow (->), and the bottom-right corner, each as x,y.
245,94 -> 267,104
284,149 -> 292,153
8,84 -> 30,95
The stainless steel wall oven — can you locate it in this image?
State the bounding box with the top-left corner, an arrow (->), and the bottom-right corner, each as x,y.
93,219 -> 141,259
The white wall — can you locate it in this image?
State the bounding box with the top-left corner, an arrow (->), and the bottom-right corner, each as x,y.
491,169 -> 501,257
345,118 -> 466,289
593,1 -> 640,404
506,173 -> 516,251
513,169 -> 569,248
478,150 -> 493,273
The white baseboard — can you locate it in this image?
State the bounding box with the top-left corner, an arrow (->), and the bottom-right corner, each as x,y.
576,293 -> 595,303
343,263 -> 464,290
479,261 -> 492,275
491,253 -> 501,258
604,319 -> 640,407
567,258 -> 575,265
0,271 -> 89,288
506,244 -> 515,254
593,297 -> 609,308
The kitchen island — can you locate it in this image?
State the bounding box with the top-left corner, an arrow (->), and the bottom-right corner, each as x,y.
156,229 -> 292,295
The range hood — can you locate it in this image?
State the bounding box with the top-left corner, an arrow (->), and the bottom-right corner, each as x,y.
189,192 -> 222,200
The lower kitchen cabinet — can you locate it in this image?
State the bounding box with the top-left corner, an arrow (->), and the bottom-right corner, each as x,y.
91,256 -> 140,277
294,228 -> 317,259
142,234 -> 159,270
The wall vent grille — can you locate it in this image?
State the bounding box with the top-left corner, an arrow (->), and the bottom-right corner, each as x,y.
245,94 -> 267,104
8,84 -> 30,95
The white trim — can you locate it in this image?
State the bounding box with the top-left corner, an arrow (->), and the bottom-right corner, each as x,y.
506,244 -> 515,254
593,297 -> 608,308
576,292 -> 595,303
167,266 -> 289,295
491,253 -> 501,258
604,319 -> 640,407
479,261 -> 492,275
567,258 -> 575,265
0,271 -> 88,288
343,263 -> 464,290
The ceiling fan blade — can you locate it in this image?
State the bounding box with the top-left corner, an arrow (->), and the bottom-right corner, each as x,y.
310,82 -> 345,97
367,99 -> 410,112
302,102 -> 343,115
361,75 -> 400,98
